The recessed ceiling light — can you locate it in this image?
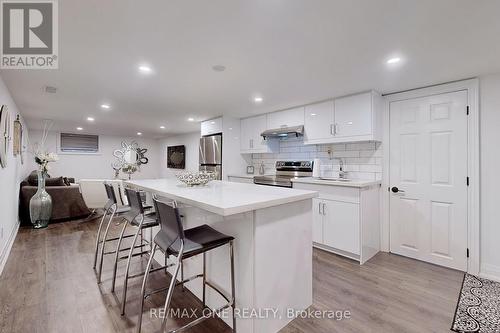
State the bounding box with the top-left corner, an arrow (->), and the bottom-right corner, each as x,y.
160,125 -> 165,129
310,113 -> 317,116
137,132 -> 142,136
210,121 -> 215,124
212,65 -> 226,72
87,117 -> 95,122
254,96 -> 263,103
187,117 -> 195,122
76,127 -> 83,131
138,65 -> 152,73
386,57 -> 401,64
100,104 -> 110,109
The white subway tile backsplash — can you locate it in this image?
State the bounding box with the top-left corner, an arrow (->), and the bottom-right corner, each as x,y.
346,142 -> 376,151
343,164 -> 360,172
315,152 -> 330,159
250,138 -> 382,180
331,143 -> 346,151
332,150 -> 359,158
360,149 -> 382,157
282,147 -> 300,153
300,145 -> 317,153
359,164 -> 382,173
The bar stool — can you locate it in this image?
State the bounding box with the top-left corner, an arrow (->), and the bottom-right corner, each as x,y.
93,182 -> 131,283
136,196 -> 236,333
113,187 -> 160,315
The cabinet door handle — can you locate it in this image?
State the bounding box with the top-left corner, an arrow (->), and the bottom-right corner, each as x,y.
333,123 -> 338,135
250,139 -> 253,148
322,203 -> 326,215
330,124 -> 334,135
318,202 -> 322,214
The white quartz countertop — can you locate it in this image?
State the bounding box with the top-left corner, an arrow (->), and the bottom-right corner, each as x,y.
292,177 -> 381,188
126,178 -> 318,216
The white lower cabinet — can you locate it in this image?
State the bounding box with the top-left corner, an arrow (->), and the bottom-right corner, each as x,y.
323,199 -> 360,255
295,182 -> 380,264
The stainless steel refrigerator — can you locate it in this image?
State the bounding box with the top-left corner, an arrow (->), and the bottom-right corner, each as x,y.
199,134 -> 222,180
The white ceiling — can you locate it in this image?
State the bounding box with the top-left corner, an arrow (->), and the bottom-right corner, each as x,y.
2,0 -> 500,138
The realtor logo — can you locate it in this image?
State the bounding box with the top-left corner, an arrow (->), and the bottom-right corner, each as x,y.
1,0 -> 58,69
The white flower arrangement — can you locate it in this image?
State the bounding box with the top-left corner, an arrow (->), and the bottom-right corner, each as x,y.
34,152 -> 59,174
29,120 -> 59,175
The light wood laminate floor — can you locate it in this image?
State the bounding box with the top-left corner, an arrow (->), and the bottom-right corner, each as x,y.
0,217 -> 463,333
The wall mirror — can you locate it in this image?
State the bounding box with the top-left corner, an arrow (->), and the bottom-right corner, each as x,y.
113,141 -> 148,178
0,105 -> 11,168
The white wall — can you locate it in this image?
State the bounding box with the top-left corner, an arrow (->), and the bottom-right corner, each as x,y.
479,73 -> 500,280
157,132 -> 200,178
0,76 -> 30,274
27,130 -> 161,181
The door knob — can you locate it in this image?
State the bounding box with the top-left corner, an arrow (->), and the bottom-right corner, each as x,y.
391,186 -> 405,193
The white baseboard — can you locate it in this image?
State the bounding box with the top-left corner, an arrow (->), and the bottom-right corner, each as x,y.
479,263 -> 500,283
0,221 -> 20,277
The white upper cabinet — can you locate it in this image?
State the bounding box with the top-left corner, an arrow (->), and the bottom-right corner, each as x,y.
334,92 -> 373,138
267,107 -> 304,129
303,91 -> 382,145
240,114 -> 276,153
201,117 -> 223,136
304,100 -> 335,142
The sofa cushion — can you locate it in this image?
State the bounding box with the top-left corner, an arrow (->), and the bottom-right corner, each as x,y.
45,177 -> 66,187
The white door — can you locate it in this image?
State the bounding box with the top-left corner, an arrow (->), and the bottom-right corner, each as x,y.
334,92 -> 372,138
304,101 -> 334,142
389,90 -> 468,271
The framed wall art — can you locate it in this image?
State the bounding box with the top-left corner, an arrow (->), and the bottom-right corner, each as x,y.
167,145 -> 185,169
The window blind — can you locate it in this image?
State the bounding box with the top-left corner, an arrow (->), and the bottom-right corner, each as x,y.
60,133 -> 99,152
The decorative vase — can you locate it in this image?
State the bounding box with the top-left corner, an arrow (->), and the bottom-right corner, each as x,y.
29,170 -> 52,229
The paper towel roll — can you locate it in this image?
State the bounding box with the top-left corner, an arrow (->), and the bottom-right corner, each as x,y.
312,158 -> 321,178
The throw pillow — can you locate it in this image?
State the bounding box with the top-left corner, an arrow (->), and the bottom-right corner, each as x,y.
45,177 -> 66,187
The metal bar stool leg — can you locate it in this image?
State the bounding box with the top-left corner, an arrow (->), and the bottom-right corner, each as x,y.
161,247 -> 184,331
121,223 -> 143,315
164,254 -> 168,274
230,240 -> 236,332
202,252 -> 206,307
181,261 -> 185,292
140,229 -> 144,258
111,220 -> 128,292
136,243 -> 157,333
97,209 -> 116,283
93,208 -> 110,269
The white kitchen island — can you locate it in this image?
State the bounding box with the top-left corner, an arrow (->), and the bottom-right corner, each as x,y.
125,179 -> 318,333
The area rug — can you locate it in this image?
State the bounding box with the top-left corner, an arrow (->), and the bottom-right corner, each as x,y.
451,274 -> 500,332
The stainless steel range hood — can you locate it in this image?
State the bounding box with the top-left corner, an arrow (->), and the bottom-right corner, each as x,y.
261,125 -> 304,139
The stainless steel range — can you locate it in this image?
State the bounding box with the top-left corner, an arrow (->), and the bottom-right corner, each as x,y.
253,160 -> 313,188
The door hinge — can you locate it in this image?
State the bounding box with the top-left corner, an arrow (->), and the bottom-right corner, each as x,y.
466,106 -> 470,115
467,248 -> 470,258
466,177 -> 470,186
